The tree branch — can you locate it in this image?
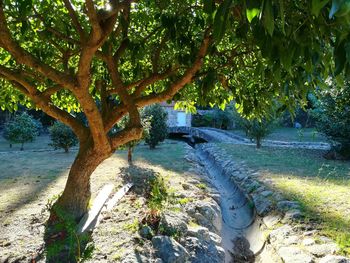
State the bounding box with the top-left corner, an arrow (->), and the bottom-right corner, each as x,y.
0,3 -> 77,90
110,126 -> 143,150
0,65 -> 88,141
63,0 -> 86,41
135,29 -> 212,108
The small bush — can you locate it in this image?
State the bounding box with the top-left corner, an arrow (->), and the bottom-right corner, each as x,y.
49,122 -> 78,153
3,112 -> 39,150
142,104 -> 168,149
192,106 -> 234,129
314,84 -> 350,159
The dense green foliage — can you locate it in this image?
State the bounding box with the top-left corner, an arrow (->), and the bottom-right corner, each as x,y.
1,0 -> 350,118
142,104 -> 168,149
49,122 -> 78,153
314,84 -> 350,159
3,112 -> 38,150
192,107 -> 234,129
245,118 -> 274,148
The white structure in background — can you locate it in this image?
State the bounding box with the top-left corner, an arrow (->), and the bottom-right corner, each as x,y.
160,102 -> 191,127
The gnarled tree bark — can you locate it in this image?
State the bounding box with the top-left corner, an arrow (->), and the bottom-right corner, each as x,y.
55,142 -> 111,220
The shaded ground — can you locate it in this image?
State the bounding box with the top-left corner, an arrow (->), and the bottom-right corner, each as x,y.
0,135 -> 53,152
0,140 -> 206,262
220,143 -> 350,255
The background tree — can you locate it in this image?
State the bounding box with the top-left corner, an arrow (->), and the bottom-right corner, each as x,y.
0,0 -> 349,221
143,104 -> 168,149
115,114 -> 151,165
314,83 -> 350,159
49,121 -> 78,153
3,112 -> 38,150
246,118 -> 274,148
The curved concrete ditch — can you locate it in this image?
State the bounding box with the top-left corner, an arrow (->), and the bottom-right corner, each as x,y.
195,148 -> 266,262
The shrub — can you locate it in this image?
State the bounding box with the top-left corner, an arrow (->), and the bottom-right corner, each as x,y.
192,106 -> 234,129
142,104 -> 168,149
49,122 -> 78,153
314,85 -> 350,159
3,112 -> 39,150
245,118 -> 274,148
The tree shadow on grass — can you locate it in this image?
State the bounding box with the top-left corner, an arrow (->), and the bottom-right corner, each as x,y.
115,141 -> 192,174
0,151 -> 75,219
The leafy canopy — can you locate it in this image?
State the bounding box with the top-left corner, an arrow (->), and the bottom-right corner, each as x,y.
49,121 -> 78,153
3,112 -> 39,147
0,0 -> 349,141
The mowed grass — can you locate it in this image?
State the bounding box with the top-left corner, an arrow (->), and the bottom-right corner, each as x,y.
0,139 -> 190,218
220,143 -> 350,255
229,127 -> 327,142
0,134 -> 53,152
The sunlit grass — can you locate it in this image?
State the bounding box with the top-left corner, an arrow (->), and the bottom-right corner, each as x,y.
221,143 -> 350,255
229,127 -> 327,142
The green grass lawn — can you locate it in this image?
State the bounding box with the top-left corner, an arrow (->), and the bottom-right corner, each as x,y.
220,143 -> 350,255
0,134 -> 53,152
229,127 -> 327,143
0,140 -> 190,215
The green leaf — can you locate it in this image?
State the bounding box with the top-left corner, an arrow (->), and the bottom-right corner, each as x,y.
213,0 -> 233,42
279,1 -> 285,34
345,41 -> 350,63
246,8 -> 260,23
262,0 -> 274,36
334,41 -> 346,75
204,0 -> 214,14
311,0 -> 330,17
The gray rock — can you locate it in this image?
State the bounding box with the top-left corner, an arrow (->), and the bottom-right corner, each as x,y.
282,235 -> 300,246
302,238 -> 316,246
152,236 -> 189,263
186,201 -> 221,232
184,236 -> 224,263
231,236 -> 255,263
261,190 -> 273,197
209,232 -> 222,246
278,246 -> 314,263
277,201 -> 300,211
305,243 -> 339,257
269,225 -> 293,244
121,252 -> 149,263
283,209 -> 303,221
139,225 -> 153,239
263,214 -> 281,228
319,255 -> 350,263
252,194 -> 273,216
160,211 -> 188,235
187,226 -> 211,242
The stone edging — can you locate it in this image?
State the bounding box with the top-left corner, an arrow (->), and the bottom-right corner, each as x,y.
201,127 -> 331,150
196,143 -> 349,263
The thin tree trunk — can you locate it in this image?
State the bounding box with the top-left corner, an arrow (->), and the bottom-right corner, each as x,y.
127,146 -> 133,165
256,137 -> 261,149
54,144 -> 110,221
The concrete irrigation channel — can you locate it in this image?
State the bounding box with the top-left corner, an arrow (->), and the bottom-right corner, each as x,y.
196,147 -> 266,262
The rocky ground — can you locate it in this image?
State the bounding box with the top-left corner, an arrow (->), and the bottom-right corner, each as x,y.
0,142 -> 228,263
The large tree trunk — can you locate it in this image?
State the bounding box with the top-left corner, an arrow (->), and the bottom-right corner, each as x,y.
54,144 -> 110,221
